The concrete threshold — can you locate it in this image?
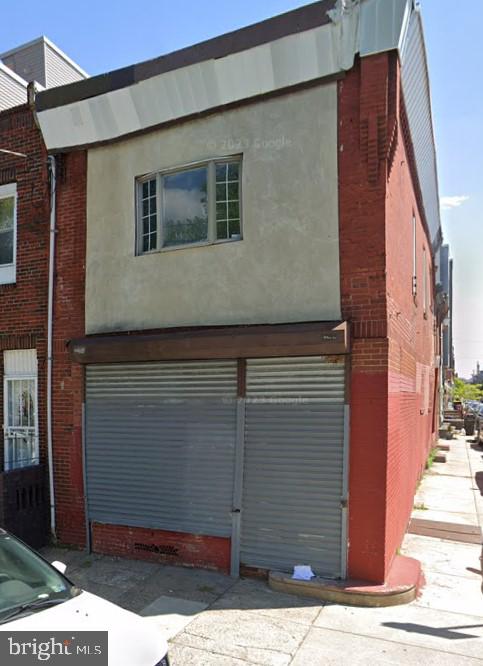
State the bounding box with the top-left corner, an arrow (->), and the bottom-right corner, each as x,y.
269,555 -> 422,608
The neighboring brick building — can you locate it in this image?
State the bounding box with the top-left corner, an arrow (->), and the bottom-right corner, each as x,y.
36,0 -> 444,585
0,103 -> 49,545
0,39 -> 87,545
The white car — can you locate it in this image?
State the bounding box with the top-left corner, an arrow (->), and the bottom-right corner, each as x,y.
0,529 -> 169,665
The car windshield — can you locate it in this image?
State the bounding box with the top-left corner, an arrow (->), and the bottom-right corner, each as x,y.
0,533 -> 75,622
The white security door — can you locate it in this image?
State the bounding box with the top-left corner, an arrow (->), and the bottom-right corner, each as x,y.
3,350 -> 39,471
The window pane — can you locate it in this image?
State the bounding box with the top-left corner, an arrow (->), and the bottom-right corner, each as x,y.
140,178 -> 157,253
163,167 -> 208,247
0,197 -> 14,232
228,163 -> 239,180
0,230 -> 13,265
217,220 -> 228,240
228,182 -> 239,200
216,202 -> 227,221
229,219 -> 240,238
216,164 -> 227,182
215,160 -> 241,241
228,201 -> 239,219
216,183 -> 226,201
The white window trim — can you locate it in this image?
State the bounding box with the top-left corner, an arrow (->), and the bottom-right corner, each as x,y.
0,182 -> 17,285
135,156 -> 243,255
423,247 -> 428,317
411,214 -> 417,297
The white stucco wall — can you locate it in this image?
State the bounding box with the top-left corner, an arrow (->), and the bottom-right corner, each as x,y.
85,82 -> 341,334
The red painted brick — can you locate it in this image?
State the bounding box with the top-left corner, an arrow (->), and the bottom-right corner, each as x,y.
339,54 -> 438,583
92,523 -> 230,573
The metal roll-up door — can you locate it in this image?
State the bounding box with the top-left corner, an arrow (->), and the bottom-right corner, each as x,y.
85,361 -> 238,537
241,357 -> 347,577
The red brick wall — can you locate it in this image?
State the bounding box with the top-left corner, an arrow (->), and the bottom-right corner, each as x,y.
52,151 -> 87,546
92,523 -> 231,572
339,54 -> 390,583
385,64 -> 437,565
339,53 -> 437,583
0,105 -> 49,467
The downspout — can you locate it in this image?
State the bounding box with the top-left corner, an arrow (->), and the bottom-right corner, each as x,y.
47,155 -> 57,539
30,81 -> 57,538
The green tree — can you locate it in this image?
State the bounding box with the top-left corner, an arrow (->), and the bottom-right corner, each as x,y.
453,377 -> 483,402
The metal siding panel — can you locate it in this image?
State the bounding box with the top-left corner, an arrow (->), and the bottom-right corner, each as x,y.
37,21 -> 347,151
0,69 -> 26,111
85,361 -> 237,537
44,44 -> 87,89
400,11 -> 441,248
2,41 -> 46,86
359,0 -> 410,56
241,357 -> 345,577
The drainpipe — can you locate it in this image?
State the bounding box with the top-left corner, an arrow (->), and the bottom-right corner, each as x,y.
47,155 -> 57,539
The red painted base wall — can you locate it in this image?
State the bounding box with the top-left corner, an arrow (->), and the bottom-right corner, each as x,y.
91,523 -> 231,573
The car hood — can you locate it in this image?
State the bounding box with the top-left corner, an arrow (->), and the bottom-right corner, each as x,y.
0,591 -> 168,666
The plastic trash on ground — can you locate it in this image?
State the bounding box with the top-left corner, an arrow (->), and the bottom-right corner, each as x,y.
292,565 -> 315,581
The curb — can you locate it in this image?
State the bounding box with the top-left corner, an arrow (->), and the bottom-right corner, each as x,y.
269,555 -> 422,608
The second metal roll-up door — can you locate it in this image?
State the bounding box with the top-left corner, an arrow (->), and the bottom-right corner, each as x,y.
85,361 -> 238,537
240,357 -> 346,578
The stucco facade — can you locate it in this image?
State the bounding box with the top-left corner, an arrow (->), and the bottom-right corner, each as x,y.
85,83 -> 340,334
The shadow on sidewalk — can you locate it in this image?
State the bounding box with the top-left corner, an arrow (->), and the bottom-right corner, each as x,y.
475,471 -> 483,496
383,621 -> 483,640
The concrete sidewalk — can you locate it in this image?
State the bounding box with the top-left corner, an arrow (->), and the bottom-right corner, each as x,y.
41,434 -> 483,665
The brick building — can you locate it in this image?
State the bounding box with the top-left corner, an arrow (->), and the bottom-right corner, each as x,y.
0,104 -> 49,545
0,40 -> 87,545
35,0 -> 444,585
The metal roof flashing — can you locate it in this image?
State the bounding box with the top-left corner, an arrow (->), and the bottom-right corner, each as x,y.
35,1 -> 355,152
33,0 -> 441,246
36,1 -> 339,114
0,61 -> 28,88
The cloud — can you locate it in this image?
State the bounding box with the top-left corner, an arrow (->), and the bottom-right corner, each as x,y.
440,195 -> 469,211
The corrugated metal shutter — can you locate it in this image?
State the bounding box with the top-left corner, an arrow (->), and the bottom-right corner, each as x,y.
85,361 -> 238,537
241,357 -> 346,577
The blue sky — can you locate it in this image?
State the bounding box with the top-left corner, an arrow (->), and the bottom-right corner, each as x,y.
1,0 -> 480,378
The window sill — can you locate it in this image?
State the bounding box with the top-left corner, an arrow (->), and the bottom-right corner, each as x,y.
137,236 -> 243,256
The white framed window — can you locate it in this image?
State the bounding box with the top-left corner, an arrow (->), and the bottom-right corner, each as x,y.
0,182 -> 17,285
3,350 -> 39,471
423,247 -> 428,317
412,214 -> 417,296
136,157 -> 242,254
